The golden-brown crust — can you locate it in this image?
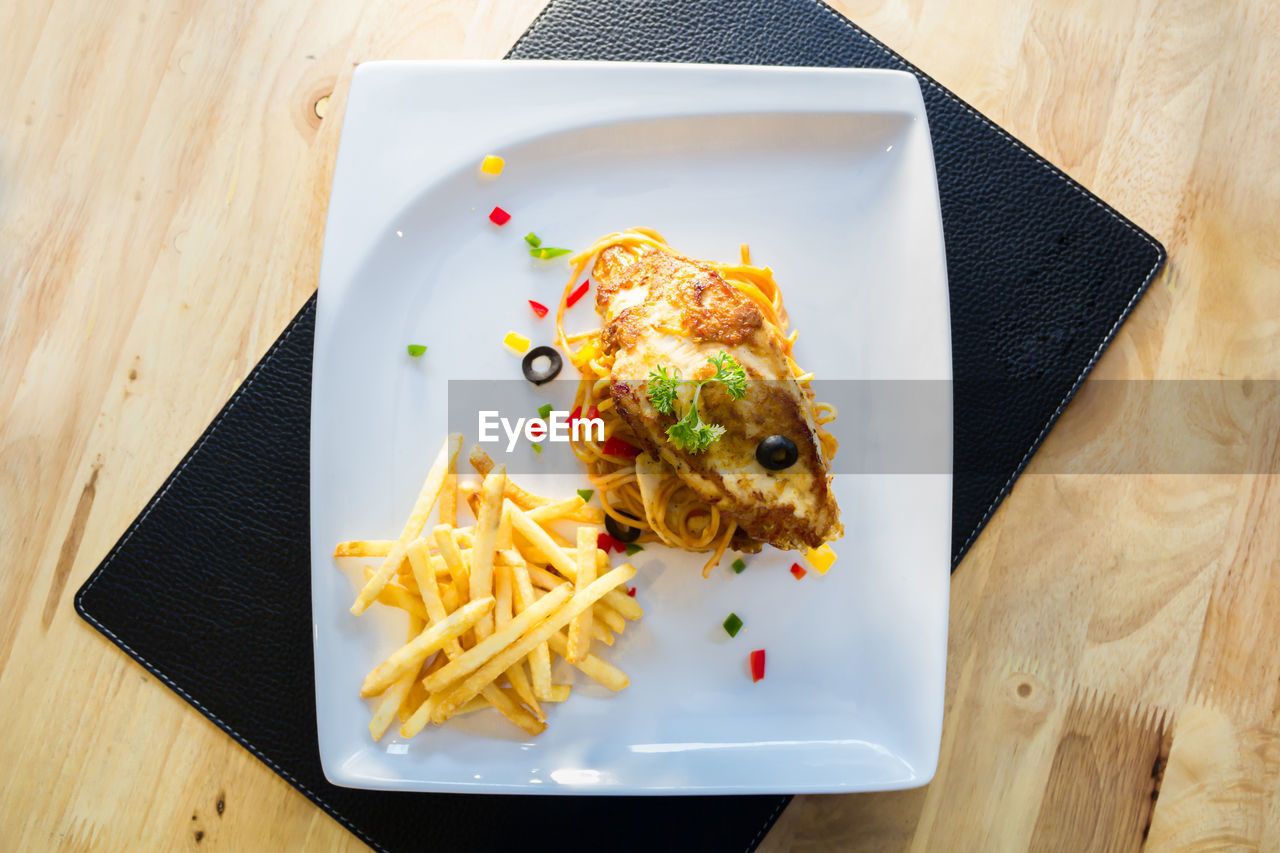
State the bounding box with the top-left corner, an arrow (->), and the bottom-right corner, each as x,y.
592,245 -> 644,308
679,269 -> 762,346
596,250 -> 764,353
594,244 -> 843,551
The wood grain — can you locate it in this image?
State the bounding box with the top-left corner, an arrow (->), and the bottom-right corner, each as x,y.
2,0 -> 1278,849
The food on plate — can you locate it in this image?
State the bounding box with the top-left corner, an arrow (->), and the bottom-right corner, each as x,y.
521,345 -> 562,385
554,228 -> 843,574
803,542 -> 838,574
502,330 -> 531,354
339,434 -> 642,740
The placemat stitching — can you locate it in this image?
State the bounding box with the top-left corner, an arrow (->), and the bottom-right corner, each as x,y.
744,795 -> 789,853
74,298 -> 390,853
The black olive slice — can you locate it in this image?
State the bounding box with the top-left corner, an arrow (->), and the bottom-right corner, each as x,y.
756,434 -> 799,470
521,345 -> 563,386
605,511 -> 642,543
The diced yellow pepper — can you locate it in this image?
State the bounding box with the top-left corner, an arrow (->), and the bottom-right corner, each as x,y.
480,155 -> 505,175
503,331 -> 531,354
570,339 -> 599,367
804,543 -> 837,574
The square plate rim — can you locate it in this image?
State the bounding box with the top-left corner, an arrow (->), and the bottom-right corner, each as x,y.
311,59 -> 951,794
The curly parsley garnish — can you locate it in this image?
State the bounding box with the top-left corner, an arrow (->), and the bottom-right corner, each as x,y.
646,351 -> 747,454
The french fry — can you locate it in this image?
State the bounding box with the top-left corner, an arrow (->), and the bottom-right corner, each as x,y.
495,506 -> 514,550
523,496 -> 587,525
494,560 -> 513,622
406,540 -> 450,627
570,506 -> 606,524
375,553 -> 451,580
430,565 -> 636,723
351,434 -> 462,614
547,630 -> 630,692
505,501 -> 583,580
469,466 -> 507,641
595,604 -> 626,635
360,596 -> 493,697
469,447 -> 604,523
525,582 -> 614,644
453,695 -> 491,716
408,535 -> 541,731
566,526 -> 597,662
422,583 -> 573,693
574,551 -> 643,620
523,563 -> 625,624
482,688 -> 545,735
516,568 -> 597,643
396,570 -> 419,598
591,620 -> 615,646
494,563 -> 543,719
401,672 -> 544,737
400,660 -> 432,724
364,568 -> 430,621
525,562 -> 567,591
432,526 -> 470,605
353,438 -> 643,742
441,585 -> 460,613
505,658 -> 543,720
603,587 -> 643,621
440,449 -> 457,528
334,540 -> 394,558
369,615 -> 426,740
369,667 -> 418,740
509,558 -> 555,701
462,486 -> 482,519
400,687 -> 426,725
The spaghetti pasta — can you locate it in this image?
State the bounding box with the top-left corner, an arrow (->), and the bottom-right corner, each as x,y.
556,229 -> 837,576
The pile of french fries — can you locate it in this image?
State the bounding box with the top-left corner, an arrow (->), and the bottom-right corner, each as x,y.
337,433 -> 642,739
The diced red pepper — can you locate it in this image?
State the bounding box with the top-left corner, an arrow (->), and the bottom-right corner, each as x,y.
790,563 -> 807,580
749,649 -> 766,682
586,405 -> 599,421
597,532 -> 624,554
566,280 -> 590,307
602,436 -> 639,459
489,206 -> 511,225
529,422 -> 546,438
627,587 -> 637,597
528,300 -> 549,318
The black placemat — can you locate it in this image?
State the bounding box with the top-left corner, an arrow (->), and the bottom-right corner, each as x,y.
76,1 -> 1165,851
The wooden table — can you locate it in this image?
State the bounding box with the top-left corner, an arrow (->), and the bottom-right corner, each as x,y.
4,0 -> 1277,848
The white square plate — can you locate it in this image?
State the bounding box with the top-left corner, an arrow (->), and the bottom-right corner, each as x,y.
311,60 -> 951,794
